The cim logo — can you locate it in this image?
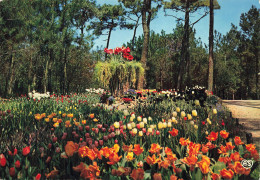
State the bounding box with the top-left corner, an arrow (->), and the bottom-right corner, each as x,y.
241,159 -> 254,169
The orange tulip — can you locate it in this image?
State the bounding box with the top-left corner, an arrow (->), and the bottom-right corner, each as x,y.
67,114 -> 73,118
226,142 -> 235,150
80,162 -> 100,179
107,152 -> 122,165
130,168 -> 144,180
122,144 -> 133,152
234,162 -> 246,174
220,168 -> 234,179
146,154 -> 161,165
164,147 -> 173,155
182,155 -> 198,166
45,169 -> 59,179
234,136 -> 244,145
89,113 -> 94,119
211,173 -> 221,180
179,137 -> 190,146
65,141 -> 79,157
230,152 -> 241,162
198,160 -> 209,174
188,142 -> 201,155
73,162 -> 87,172
153,173 -> 162,180
168,128 -> 178,137
206,132 -> 218,141
201,144 -> 209,154
170,175 -> 178,180
149,144 -> 162,154
220,130 -> 229,139
165,153 -> 177,164
246,144 -> 256,152
133,144 -> 144,156
218,145 -> 228,155
158,160 -> 170,169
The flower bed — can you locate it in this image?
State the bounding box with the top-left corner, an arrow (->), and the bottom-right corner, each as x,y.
0,93 -> 259,179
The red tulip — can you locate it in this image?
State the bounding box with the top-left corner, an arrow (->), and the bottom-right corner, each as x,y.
9,167 -> 15,177
48,143 -> 52,149
85,125 -> 90,131
15,160 -> 21,168
35,173 -> 41,180
115,139 -> 118,144
156,130 -> 160,135
0,154 -> 7,167
52,137 -> 57,143
22,146 -> 30,156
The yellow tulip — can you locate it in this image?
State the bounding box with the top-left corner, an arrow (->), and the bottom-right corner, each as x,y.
132,128 -> 137,135
139,131 -> 143,137
194,125 -> 198,129
127,123 -> 132,130
176,107 -> 180,113
140,122 -> 145,128
148,128 -> 153,133
181,111 -> 186,117
143,118 -> 147,124
137,116 -> 142,121
172,111 -> 177,117
114,122 -> 120,129
192,110 -> 197,117
213,109 -> 217,115
187,114 -> 192,120
158,122 -> 163,129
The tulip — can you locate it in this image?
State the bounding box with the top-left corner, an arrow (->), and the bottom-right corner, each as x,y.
190,121 -> 194,125
99,140 -> 104,146
148,117 -> 152,121
131,122 -> 136,128
55,147 -> 61,153
139,131 -> 143,137
148,128 -> 153,133
127,123 -> 132,130
123,125 -> 126,130
130,117 -> 134,121
111,132 -> 115,138
181,111 -> 186,117
52,137 -> 57,143
143,118 -> 147,124
114,122 -> 120,128
9,167 -> 15,177
140,122 -> 145,128
195,100 -> 200,106
85,125 -> 90,131
167,122 -> 172,128
97,124 -> 103,129
213,109 -> 217,115
158,122 -> 163,129
176,107 -> 180,113
131,114 -> 135,119
187,114 -> 192,120
206,118 -> 212,125
115,129 -> 120,135
142,128 -> 146,133
163,122 -> 167,128
15,160 -> 20,169
102,128 -> 106,132
205,131 -> 209,135
137,124 -> 141,129
132,128 -> 137,135
115,139 -> 118,144
172,111 -> 177,117
192,110 -> 197,117
137,116 -> 142,121
156,130 -> 160,135
194,125 -> 198,129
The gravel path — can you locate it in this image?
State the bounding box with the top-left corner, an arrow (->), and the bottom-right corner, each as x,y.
222,100 -> 260,147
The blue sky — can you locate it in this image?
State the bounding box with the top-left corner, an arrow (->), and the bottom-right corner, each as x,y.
93,0 -> 260,50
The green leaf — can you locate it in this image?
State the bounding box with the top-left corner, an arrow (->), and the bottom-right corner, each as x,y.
212,161 -> 226,174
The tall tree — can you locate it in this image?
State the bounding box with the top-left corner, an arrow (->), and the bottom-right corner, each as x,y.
207,0 -> 214,93
239,6 -> 259,99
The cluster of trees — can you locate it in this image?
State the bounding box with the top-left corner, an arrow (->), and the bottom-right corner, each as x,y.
0,0 -> 259,99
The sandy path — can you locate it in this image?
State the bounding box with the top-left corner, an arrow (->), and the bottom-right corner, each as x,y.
222,100 -> 260,146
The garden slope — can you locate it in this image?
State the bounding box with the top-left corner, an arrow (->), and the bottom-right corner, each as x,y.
222,100 -> 260,147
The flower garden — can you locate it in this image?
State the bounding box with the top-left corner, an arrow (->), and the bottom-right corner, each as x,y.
0,88 -> 259,180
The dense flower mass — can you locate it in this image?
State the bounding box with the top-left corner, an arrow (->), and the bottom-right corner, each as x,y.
0,91 -> 259,179
104,46 -> 134,61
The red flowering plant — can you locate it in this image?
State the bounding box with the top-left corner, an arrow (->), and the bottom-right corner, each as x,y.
104,47 -> 134,61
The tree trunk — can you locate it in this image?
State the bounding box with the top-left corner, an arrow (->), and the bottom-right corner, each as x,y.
105,21 -> 113,60
63,47 -> 68,94
132,16 -> 140,49
255,48 -> 259,99
43,57 -> 49,93
28,56 -> 33,93
139,0 -> 151,90
208,0 -> 214,93
177,0 -> 190,91
6,54 -> 15,96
